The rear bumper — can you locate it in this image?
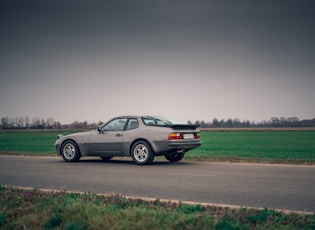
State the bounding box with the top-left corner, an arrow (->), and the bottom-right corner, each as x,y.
166,140 -> 201,152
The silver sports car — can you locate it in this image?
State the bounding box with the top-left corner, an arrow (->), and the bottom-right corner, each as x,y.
55,116 -> 201,165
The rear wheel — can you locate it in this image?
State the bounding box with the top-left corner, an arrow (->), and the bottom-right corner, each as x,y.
165,152 -> 185,162
61,140 -> 81,162
131,141 -> 154,165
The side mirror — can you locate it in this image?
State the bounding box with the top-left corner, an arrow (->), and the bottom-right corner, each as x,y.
97,127 -> 103,134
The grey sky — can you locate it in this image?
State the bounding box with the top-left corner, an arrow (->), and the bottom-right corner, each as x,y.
1,0 -> 314,124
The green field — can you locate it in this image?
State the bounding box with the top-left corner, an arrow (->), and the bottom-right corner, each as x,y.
0,130 -> 314,164
188,131 -> 315,164
0,130 -> 72,154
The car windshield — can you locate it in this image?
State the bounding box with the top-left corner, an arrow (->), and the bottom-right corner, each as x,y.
142,116 -> 186,126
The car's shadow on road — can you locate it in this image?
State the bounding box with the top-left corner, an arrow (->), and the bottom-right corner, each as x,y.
56,157 -> 195,166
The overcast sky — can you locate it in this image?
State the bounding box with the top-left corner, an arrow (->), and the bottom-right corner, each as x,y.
1,0 -> 314,124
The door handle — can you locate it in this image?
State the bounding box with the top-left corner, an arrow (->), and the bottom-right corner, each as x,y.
116,134 -> 122,137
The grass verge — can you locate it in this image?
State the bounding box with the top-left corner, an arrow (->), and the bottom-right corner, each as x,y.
0,185 -> 314,230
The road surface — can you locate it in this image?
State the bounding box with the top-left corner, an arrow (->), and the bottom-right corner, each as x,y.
0,155 -> 314,213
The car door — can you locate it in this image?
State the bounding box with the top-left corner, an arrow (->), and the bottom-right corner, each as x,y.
89,118 -> 127,155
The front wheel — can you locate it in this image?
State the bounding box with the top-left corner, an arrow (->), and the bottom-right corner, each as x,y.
61,140 -> 81,162
165,152 -> 185,162
131,141 -> 154,165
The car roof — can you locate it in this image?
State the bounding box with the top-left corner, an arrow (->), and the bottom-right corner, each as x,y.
113,115 -> 141,119
113,115 -> 162,119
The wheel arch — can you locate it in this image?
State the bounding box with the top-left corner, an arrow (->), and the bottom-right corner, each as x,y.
129,138 -> 155,156
59,138 -> 81,155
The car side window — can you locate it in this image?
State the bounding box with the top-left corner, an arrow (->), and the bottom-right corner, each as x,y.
126,118 -> 139,130
101,118 -> 127,131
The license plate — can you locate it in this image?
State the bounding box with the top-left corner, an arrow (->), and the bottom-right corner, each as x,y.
183,134 -> 194,139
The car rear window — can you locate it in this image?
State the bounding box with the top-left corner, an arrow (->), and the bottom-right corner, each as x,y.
142,116 -> 171,126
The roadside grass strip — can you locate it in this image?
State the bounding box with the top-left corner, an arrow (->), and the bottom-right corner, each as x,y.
0,185 -> 314,229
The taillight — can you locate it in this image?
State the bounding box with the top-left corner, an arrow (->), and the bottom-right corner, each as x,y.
168,132 -> 183,140
195,133 -> 200,139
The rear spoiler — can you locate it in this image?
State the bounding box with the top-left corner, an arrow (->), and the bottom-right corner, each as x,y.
170,124 -> 199,130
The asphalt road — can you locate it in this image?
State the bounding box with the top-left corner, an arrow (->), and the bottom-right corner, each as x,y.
0,155 -> 314,213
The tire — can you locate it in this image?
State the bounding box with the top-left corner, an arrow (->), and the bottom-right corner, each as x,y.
165,152 -> 185,162
100,156 -> 113,161
131,141 -> 154,165
61,140 -> 81,162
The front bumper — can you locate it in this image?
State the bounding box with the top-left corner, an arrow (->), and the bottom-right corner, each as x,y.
54,142 -> 61,155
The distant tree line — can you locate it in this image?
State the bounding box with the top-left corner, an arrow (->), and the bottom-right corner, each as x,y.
0,116 -> 104,130
188,117 -> 315,128
0,116 -> 103,129
0,116 -> 61,129
1,116 -> 315,129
